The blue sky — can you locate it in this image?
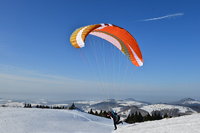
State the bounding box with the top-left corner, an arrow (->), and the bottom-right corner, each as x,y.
0,0 -> 200,102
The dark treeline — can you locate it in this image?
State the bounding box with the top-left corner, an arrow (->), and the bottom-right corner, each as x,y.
88,109 -> 171,124
35,105 -> 67,109
24,103 -> 32,108
88,109 -> 110,119
24,103 -> 76,110
125,111 -> 170,124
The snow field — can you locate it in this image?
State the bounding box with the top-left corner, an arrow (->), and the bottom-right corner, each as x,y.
1,107 -> 200,133
0,107 -> 113,133
114,113 -> 200,133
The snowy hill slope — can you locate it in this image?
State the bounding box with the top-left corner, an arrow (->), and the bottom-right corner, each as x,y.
0,107 -> 200,133
0,107 -> 113,133
115,113 -> 200,133
141,104 -> 196,114
171,98 -> 200,112
171,98 -> 200,105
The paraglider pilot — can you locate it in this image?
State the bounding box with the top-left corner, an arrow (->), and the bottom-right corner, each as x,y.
108,110 -> 123,130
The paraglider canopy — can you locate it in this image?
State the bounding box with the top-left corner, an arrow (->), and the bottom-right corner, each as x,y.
70,23 -> 143,67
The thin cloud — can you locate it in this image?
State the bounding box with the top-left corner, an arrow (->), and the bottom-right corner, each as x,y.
141,13 -> 184,21
0,64 -> 115,92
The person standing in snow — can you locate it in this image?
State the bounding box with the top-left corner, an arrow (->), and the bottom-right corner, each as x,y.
108,110 -> 123,130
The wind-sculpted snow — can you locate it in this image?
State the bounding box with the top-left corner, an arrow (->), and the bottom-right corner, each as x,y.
0,107 -> 113,133
114,113 -> 200,133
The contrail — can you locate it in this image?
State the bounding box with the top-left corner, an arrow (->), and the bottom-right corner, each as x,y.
141,13 -> 184,21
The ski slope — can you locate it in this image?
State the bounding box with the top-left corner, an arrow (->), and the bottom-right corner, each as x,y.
114,113 -> 200,133
0,107 -> 113,133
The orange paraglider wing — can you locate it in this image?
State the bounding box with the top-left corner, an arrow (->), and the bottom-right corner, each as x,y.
70,23 -> 143,67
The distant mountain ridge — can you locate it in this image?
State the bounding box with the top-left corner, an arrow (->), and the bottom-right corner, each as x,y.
170,98 -> 200,112
171,98 -> 200,104
0,97 -> 198,118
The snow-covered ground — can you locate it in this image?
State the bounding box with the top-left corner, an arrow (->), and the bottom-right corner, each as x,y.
183,100 -> 200,104
117,100 -> 148,107
1,102 -> 24,107
75,100 -> 102,105
0,107 -> 200,133
115,113 -> 200,133
141,104 -> 197,114
0,107 -> 113,133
